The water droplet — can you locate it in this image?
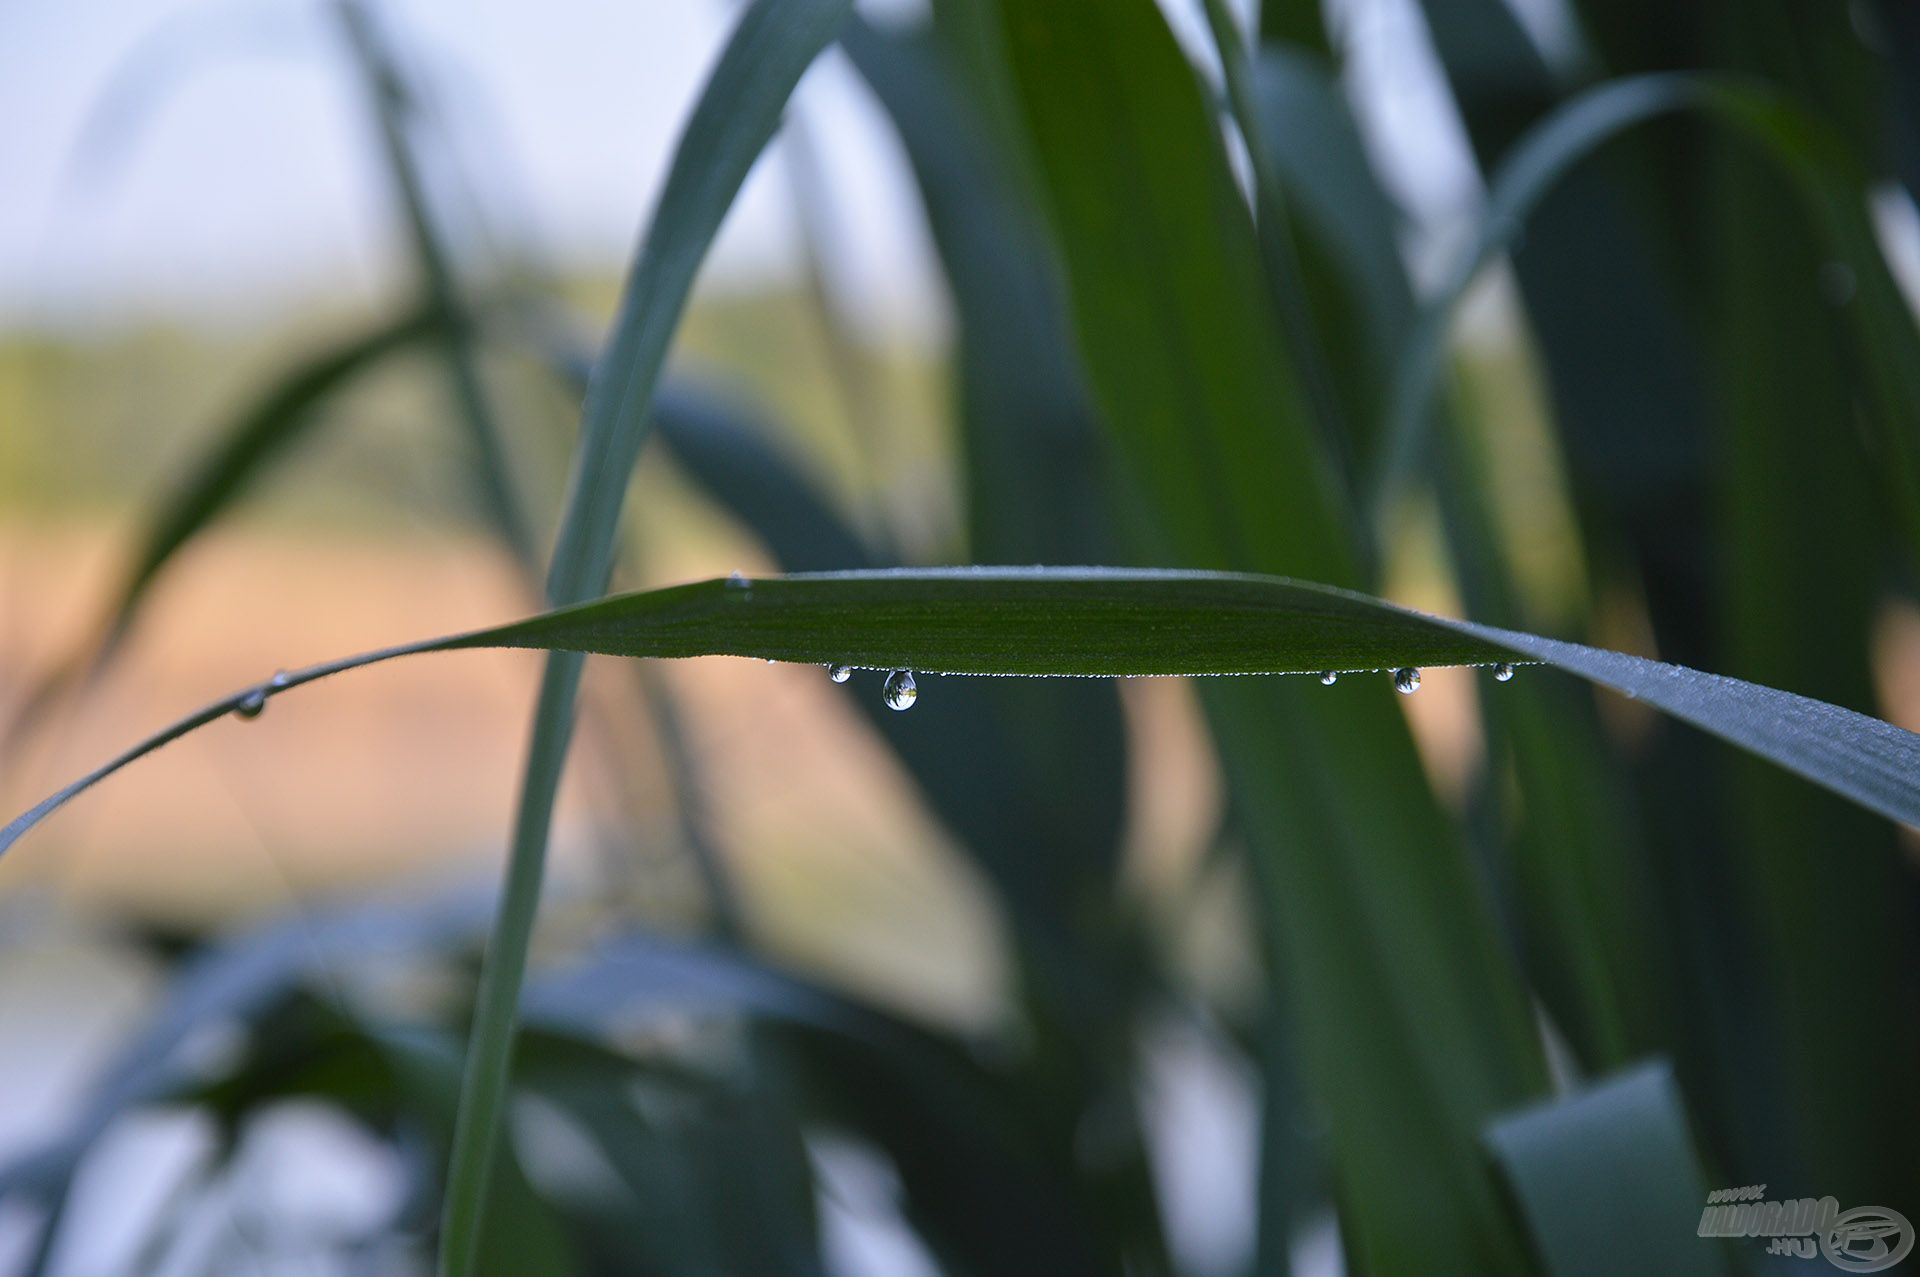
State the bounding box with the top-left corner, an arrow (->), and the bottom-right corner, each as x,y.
1493,662 -> 1515,682
827,664 -> 853,684
883,669 -> 918,711
724,571 -> 751,601
1319,671 -> 1338,686
268,670 -> 291,690
725,571 -> 748,587
1392,667 -> 1421,695
234,687 -> 267,720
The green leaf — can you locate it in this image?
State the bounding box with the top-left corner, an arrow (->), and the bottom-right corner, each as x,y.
334,0 -> 535,562
2,303 -> 439,743
0,888 -> 493,1272
1248,44 -> 1417,470
650,321 -> 1163,1264
436,1 -> 851,1274
462,569 -> 1506,673
13,567 -> 1920,877
985,1 -> 1544,1268
1485,1062 -> 1735,1277
528,935 -> 1118,1275
1237,43 -> 1671,1077
1706,22 -> 1920,1212
1377,72 -> 1920,558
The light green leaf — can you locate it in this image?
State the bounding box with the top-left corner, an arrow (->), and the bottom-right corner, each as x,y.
1485,1062 -> 1735,1277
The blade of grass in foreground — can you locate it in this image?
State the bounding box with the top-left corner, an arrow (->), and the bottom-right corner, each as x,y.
435,3 -> 851,1275
9,568 -> 1920,861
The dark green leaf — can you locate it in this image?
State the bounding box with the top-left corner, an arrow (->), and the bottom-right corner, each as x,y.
986,1 -> 1544,1268
16,567 -> 1920,898
1378,72 -> 1920,561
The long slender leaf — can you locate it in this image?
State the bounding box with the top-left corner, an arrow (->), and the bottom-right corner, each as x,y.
438,2 -> 851,1274
1708,19 -> 1920,1213
529,934 -> 1139,1275
334,0 -> 534,562
1236,41 -> 1671,1075
1,303 -> 439,746
11,567 -> 1920,860
0,887 -> 494,1272
986,1 -> 1543,1268
1377,72 -> 1920,561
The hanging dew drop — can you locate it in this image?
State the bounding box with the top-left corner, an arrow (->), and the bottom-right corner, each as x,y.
827,664 -> 853,684
1493,662 -> 1515,683
237,670 -> 292,720
1392,667 -> 1421,695
883,669 -> 918,711
1319,671 -> 1338,686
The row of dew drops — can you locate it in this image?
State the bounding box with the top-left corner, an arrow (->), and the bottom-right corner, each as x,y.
232,660 -> 1517,722
827,661 -> 1516,712
228,568 -> 1519,721
729,572 -> 1522,713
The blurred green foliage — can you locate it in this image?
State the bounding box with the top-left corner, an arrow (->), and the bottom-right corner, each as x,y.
5,1 -> 1920,1275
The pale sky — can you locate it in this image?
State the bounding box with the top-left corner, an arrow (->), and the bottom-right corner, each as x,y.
0,0 -> 1484,334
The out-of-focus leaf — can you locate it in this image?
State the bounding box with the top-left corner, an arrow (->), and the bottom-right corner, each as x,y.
841,19 -> 1112,569
440,0 -> 852,1273
536,1064 -> 823,1277
1708,21 -> 1920,1214
16,304 -> 438,703
1241,40 -> 1665,1074
651,382 -> 872,572
1379,71 -> 1920,563
985,0 -> 1545,1268
0,888 -> 493,1272
1198,0 -> 1357,488
1249,45 -> 1414,466
1258,2 -> 1329,55
334,0 -> 534,562
1485,1062 -> 1734,1277
527,934 -> 1115,1275
373,1026 -> 587,1277
1375,73 -> 1699,513
841,16 -> 1140,1018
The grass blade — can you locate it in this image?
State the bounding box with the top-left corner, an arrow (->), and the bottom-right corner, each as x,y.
1376,72 -> 1920,556
986,2 -> 1542,1267
12,567 -> 1920,857
437,2 -> 851,1274
0,888 -> 494,1270
3,304 -> 440,742
334,0 -> 535,562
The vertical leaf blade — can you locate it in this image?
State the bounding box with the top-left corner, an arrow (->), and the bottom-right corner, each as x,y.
436,4 -> 851,1275
987,1 -> 1546,1268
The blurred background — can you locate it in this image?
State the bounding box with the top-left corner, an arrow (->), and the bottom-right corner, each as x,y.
4,0 -> 1920,1274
